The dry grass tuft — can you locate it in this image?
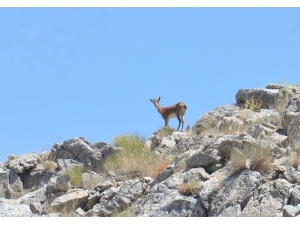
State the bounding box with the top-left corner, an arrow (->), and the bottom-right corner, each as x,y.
105,132 -> 168,178
42,160 -> 57,171
148,160 -> 170,178
230,142 -> 273,174
284,149 -> 300,169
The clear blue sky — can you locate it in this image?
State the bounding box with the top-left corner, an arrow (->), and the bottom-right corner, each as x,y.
1,6 -> 300,162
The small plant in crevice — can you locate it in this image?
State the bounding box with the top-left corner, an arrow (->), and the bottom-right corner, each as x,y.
243,97 -> 262,112
178,180 -> 199,196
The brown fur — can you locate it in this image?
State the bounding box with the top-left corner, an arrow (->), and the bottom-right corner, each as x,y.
150,97 -> 187,131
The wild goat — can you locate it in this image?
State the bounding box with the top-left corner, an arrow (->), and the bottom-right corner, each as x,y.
150,97 -> 187,132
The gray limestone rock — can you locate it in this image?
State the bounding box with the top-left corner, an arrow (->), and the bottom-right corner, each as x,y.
192,105 -> 240,134
235,88 -> 279,109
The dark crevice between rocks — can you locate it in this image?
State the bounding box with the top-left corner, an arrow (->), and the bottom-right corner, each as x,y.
103,191 -> 117,206
191,197 -> 208,217
240,194 -> 252,212
61,145 -> 81,162
287,194 -> 293,205
18,168 -> 33,185
276,128 -> 287,136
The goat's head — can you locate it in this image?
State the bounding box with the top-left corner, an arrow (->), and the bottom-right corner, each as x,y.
150,97 -> 161,108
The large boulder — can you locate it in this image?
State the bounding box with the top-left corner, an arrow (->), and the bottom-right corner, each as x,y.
49,137 -> 104,173
47,189 -> 89,213
235,88 -> 278,109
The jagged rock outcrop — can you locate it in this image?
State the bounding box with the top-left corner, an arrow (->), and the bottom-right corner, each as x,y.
6,153 -> 41,174
49,137 -> 122,173
2,83 -> 300,217
49,138 -> 104,173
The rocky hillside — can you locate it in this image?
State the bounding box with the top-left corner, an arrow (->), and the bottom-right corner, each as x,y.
2,83 -> 300,217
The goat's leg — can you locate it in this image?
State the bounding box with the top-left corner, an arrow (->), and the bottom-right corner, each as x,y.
165,119 -> 169,127
177,116 -> 181,131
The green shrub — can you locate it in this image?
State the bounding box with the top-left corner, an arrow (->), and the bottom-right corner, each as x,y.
113,132 -> 146,151
105,132 -> 165,178
62,165 -> 86,187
